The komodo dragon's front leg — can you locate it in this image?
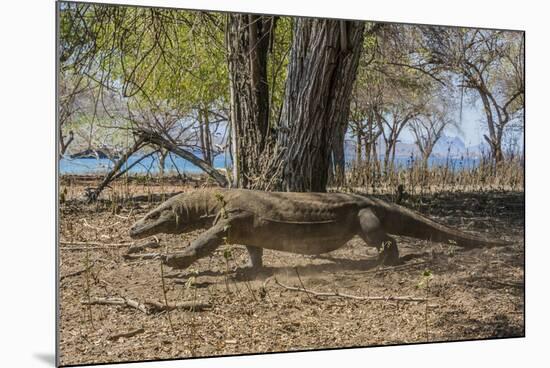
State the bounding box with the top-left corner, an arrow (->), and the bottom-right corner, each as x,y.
163,213 -> 252,269
357,208 -> 400,265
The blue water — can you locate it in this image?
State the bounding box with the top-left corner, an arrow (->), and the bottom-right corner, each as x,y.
59,152 -> 480,175
60,153 -> 229,175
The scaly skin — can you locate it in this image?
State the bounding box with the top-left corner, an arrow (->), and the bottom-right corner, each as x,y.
129,189 -> 511,270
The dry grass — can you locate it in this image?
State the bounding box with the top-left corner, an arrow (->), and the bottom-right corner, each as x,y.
342,153 -> 524,196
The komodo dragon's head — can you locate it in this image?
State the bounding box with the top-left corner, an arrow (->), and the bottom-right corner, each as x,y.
129,199 -> 184,239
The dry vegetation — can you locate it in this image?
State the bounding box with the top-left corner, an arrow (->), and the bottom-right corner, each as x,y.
343,153 -> 524,195
58,170 -> 524,366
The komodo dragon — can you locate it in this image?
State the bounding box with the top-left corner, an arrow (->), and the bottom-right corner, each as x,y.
129,189 -> 510,270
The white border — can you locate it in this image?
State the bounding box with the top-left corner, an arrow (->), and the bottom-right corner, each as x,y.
1,1 -> 546,367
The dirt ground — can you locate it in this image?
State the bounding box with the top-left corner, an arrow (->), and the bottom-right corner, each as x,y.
58,179 -> 524,366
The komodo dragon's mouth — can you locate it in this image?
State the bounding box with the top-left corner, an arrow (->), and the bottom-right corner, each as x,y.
129,220 -> 162,239
129,209 -> 181,239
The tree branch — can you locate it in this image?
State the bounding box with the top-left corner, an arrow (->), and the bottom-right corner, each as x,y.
136,130 -> 228,187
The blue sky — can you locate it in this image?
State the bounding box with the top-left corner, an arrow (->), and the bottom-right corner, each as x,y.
398,100 -> 484,147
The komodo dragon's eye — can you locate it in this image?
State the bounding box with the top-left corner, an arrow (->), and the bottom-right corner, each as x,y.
148,212 -> 160,220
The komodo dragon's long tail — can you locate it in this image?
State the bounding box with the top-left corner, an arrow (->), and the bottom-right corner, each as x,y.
372,199 -> 511,248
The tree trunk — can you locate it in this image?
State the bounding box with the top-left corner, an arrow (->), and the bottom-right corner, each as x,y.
158,149 -> 168,177
364,134 -> 371,166
226,14 -> 274,188
332,121 -> 347,185
277,19 -> 365,192
390,138 -> 398,173
203,109 -> 213,165
477,85 -> 508,164
484,134 -> 504,163
198,108 -> 212,166
383,143 -> 392,175
59,130 -> 74,158
355,127 -> 363,164
421,146 -> 432,171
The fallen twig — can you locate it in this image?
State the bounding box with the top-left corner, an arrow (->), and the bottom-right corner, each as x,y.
60,247 -> 123,251
145,300 -> 211,312
274,278 -> 428,302
83,296 -> 148,313
60,240 -> 133,251
108,327 -> 145,340
123,253 -> 163,261
294,268 -> 313,303
82,296 -> 211,314
126,240 -> 161,254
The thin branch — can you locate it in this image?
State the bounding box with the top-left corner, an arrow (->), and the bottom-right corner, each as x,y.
122,253 -> 163,261
384,61 -> 446,86
274,278 -> 428,302
136,130 -> 228,187
60,240 -> 133,250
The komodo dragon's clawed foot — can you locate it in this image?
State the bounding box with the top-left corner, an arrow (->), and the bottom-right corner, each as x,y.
377,242 -> 401,266
234,265 -> 268,280
163,252 -> 197,269
379,254 -> 401,266
163,219 -> 238,269
233,245 -> 265,279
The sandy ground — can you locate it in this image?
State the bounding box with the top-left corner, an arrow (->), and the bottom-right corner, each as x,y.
58,181 -> 524,366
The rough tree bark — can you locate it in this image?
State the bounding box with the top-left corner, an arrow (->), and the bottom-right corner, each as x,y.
277,19 -> 365,192
227,14 -> 275,188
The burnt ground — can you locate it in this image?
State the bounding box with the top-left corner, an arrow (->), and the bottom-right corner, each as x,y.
58,187 -> 524,366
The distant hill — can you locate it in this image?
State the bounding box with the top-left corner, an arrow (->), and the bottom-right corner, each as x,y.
343,134 -> 490,161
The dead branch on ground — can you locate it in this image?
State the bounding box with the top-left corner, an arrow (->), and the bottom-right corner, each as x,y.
60,240 -> 133,251
82,296 -> 211,314
274,277 -> 429,302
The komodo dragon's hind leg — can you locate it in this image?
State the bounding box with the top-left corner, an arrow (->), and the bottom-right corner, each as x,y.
232,246 -> 264,279
245,246 -> 263,269
357,208 -> 400,265
163,214 -> 251,270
